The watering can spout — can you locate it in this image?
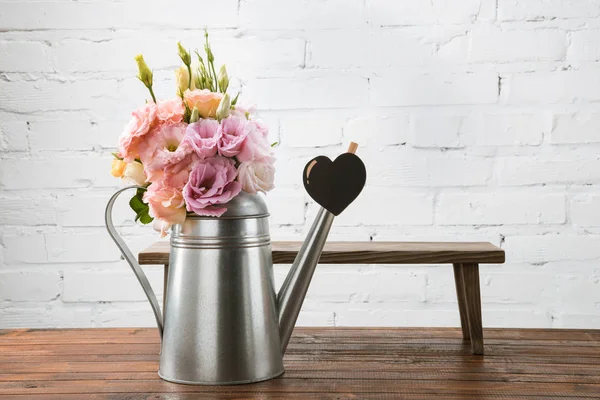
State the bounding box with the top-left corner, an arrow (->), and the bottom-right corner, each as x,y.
277,207 -> 335,354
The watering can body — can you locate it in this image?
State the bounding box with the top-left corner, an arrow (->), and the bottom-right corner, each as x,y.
106,189 -> 334,385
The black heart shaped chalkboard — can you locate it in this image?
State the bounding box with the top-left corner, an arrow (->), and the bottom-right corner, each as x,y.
303,153 -> 366,216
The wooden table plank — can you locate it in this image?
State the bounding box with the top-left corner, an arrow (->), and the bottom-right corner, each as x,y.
138,241 -> 505,265
0,328 -> 599,399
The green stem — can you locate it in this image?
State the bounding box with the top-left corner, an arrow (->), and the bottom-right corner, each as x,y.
148,86 -> 157,103
186,64 -> 192,90
210,62 -> 219,92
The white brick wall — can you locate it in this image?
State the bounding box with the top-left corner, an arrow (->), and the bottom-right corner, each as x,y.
1,0 -> 600,330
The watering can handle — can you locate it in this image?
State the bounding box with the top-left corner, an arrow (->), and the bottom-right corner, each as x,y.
105,185 -> 164,340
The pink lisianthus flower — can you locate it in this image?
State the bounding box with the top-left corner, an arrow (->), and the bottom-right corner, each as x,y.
149,152 -> 196,191
217,115 -> 253,158
183,156 -> 242,217
237,122 -> 275,163
137,122 -> 188,183
156,98 -> 185,124
230,103 -> 255,118
181,119 -> 220,159
118,102 -> 157,162
237,160 -> 275,195
143,182 -> 187,237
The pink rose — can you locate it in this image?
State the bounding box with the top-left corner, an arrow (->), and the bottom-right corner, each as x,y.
237,160 -> 275,194
118,102 -> 157,162
237,122 -> 275,163
143,182 -> 187,237
156,98 -> 185,124
217,116 -> 252,158
181,119 -> 220,159
137,123 -> 188,182
183,89 -> 223,119
183,156 -> 242,217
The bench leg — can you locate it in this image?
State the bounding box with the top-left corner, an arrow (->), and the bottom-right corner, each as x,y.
460,263 -> 484,355
453,263 -> 470,340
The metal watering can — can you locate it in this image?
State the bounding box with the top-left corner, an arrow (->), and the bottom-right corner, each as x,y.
105,147 -> 365,385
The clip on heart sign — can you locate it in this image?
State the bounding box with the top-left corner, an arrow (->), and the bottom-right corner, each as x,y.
303,142 -> 366,216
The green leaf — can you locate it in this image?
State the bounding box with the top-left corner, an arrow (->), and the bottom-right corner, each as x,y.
270,141 -> 279,147
129,188 -> 153,224
231,92 -> 240,106
111,152 -> 123,160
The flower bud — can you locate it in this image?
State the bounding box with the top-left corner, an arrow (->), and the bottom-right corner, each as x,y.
175,66 -> 190,96
177,42 -> 191,67
134,54 -> 153,88
122,161 -> 147,186
111,159 -> 127,178
218,65 -> 229,93
215,93 -> 231,122
190,107 -> 200,123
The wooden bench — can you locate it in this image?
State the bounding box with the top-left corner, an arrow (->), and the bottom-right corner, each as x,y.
139,241 -> 505,355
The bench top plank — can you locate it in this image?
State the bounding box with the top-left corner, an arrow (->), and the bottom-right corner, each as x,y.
139,241 -> 505,265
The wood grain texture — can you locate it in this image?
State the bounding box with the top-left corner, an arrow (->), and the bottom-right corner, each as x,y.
0,328 -> 599,399
453,263 -> 471,340
461,263 -> 484,355
138,241 -> 505,265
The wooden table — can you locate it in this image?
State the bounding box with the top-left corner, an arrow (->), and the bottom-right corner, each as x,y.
1,327 -> 599,399
140,241 -> 505,355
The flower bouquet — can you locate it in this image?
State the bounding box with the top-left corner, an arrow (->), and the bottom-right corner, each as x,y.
111,32 -> 275,236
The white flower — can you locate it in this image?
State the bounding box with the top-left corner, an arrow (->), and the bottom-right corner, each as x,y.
237,160 -> 275,194
122,161 -> 147,186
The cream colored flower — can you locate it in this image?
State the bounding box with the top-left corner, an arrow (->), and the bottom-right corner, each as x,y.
122,161 -> 147,185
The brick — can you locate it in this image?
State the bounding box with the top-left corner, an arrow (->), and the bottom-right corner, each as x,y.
0,270 -> 61,302
94,306 -> 157,328
2,234 -> 47,264
551,112 -> 600,144
344,114 -> 410,147
265,190 -> 305,226
308,29 -> 456,69
280,116 -> 343,148
371,73 -> 498,106
28,120 -> 98,151
437,193 -> 565,225
45,232 -> 121,263
569,30 -> 600,61
0,156 -> 117,190
503,235 -> 600,263
367,0 -> 481,26
0,79 -> 120,114
337,192 -> 434,226
506,71 -> 600,104
497,156 -> 600,186
410,115 -> 463,148
461,113 -> 548,146
470,26 -> 566,62
239,0 -> 364,29
0,196 -> 57,226
56,192 -> 132,227
571,195 -> 600,227
366,149 -> 493,187
498,0 -> 600,21
0,40 -> 51,72
0,121 -> 28,152
244,74 -> 368,110
0,306 -> 93,328
62,266 -> 163,302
